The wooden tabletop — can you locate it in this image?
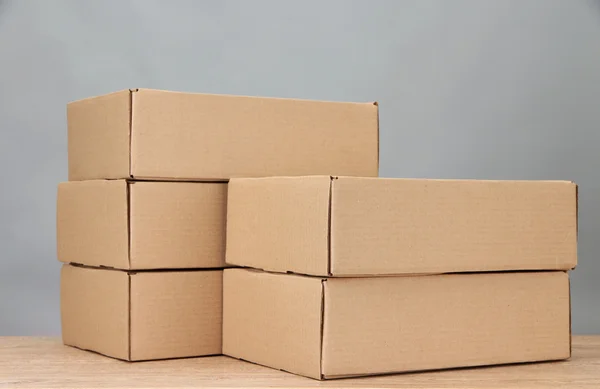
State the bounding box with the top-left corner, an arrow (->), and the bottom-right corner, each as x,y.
1,336 -> 598,389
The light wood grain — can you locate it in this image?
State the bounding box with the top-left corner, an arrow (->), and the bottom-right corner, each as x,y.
0,336 -> 598,388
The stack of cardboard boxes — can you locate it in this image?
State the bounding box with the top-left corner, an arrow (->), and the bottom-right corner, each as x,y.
223,176 -> 576,379
57,88 -> 577,379
56,88 -> 378,362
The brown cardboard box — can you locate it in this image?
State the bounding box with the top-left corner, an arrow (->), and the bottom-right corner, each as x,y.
67,89 -> 379,181
223,268 -> 571,380
61,264 -> 222,361
57,179 -> 227,269
227,176 -> 577,276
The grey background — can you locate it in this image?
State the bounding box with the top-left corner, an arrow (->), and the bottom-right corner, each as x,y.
0,0 -> 598,335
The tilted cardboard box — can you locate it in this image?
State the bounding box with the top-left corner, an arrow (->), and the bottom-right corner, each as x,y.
67,89 -> 379,181
223,268 -> 571,380
57,180 -> 227,269
61,264 -> 222,361
227,176 -> 577,276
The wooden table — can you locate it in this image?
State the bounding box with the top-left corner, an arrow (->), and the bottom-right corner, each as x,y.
1,336 -> 598,388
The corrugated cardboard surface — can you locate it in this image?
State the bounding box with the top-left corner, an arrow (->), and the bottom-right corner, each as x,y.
61,264 -> 223,361
321,271 -> 570,379
57,180 -> 129,269
129,181 -> 227,269
226,176 -> 577,276
130,270 -> 223,360
222,268 -> 570,380
67,90 -> 131,181
331,177 -> 577,275
222,269 -> 323,379
57,180 -> 227,269
60,264 -> 130,360
226,176 -> 330,276
68,88 -> 379,181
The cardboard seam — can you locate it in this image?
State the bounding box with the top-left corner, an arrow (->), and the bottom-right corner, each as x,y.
65,344 -> 132,362
331,268 -> 565,278
568,272 -> 572,358
126,182 -> 132,269
326,176 -> 337,276
228,266 -> 563,279
67,262 -> 226,273
68,263 -> 122,271
128,89 -> 137,179
127,268 -> 226,274
233,266 -> 328,279
127,273 -> 132,361
574,183 -> 579,271
320,356 -> 576,380
124,178 -> 228,184
319,279 -> 326,380
373,102 -> 379,174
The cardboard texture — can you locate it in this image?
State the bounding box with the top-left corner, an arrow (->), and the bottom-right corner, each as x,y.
227,176 -> 578,276
57,180 -> 227,269
67,89 -> 379,181
61,264 -> 222,361
222,268 -> 571,380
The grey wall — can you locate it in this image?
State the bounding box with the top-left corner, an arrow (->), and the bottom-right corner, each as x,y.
1,0 -> 599,335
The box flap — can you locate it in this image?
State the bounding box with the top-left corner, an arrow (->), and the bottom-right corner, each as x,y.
226,177 -> 330,276
321,271 -> 570,378
60,264 -> 130,360
129,270 -> 223,361
331,177 -> 577,275
129,89 -> 378,180
67,90 -> 132,180
129,182 -> 227,269
222,269 -> 323,379
57,180 -> 129,269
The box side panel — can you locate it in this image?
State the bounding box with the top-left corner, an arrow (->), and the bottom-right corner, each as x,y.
322,272 -> 570,378
56,180 -> 129,269
67,90 -> 131,180
60,264 -> 130,360
129,182 -> 227,269
226,177 -> 330,276
222,269 -> 323,379
129,270 -> 222,360
332,178 -> 577,275
130,89 -> 378,180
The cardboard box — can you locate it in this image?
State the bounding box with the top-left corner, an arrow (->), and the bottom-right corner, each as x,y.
223,268 -> 571,380
227,176 -> 577,276
61,264 -> 222,361
57,180 -> 227,270
67,89 -> 379,181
